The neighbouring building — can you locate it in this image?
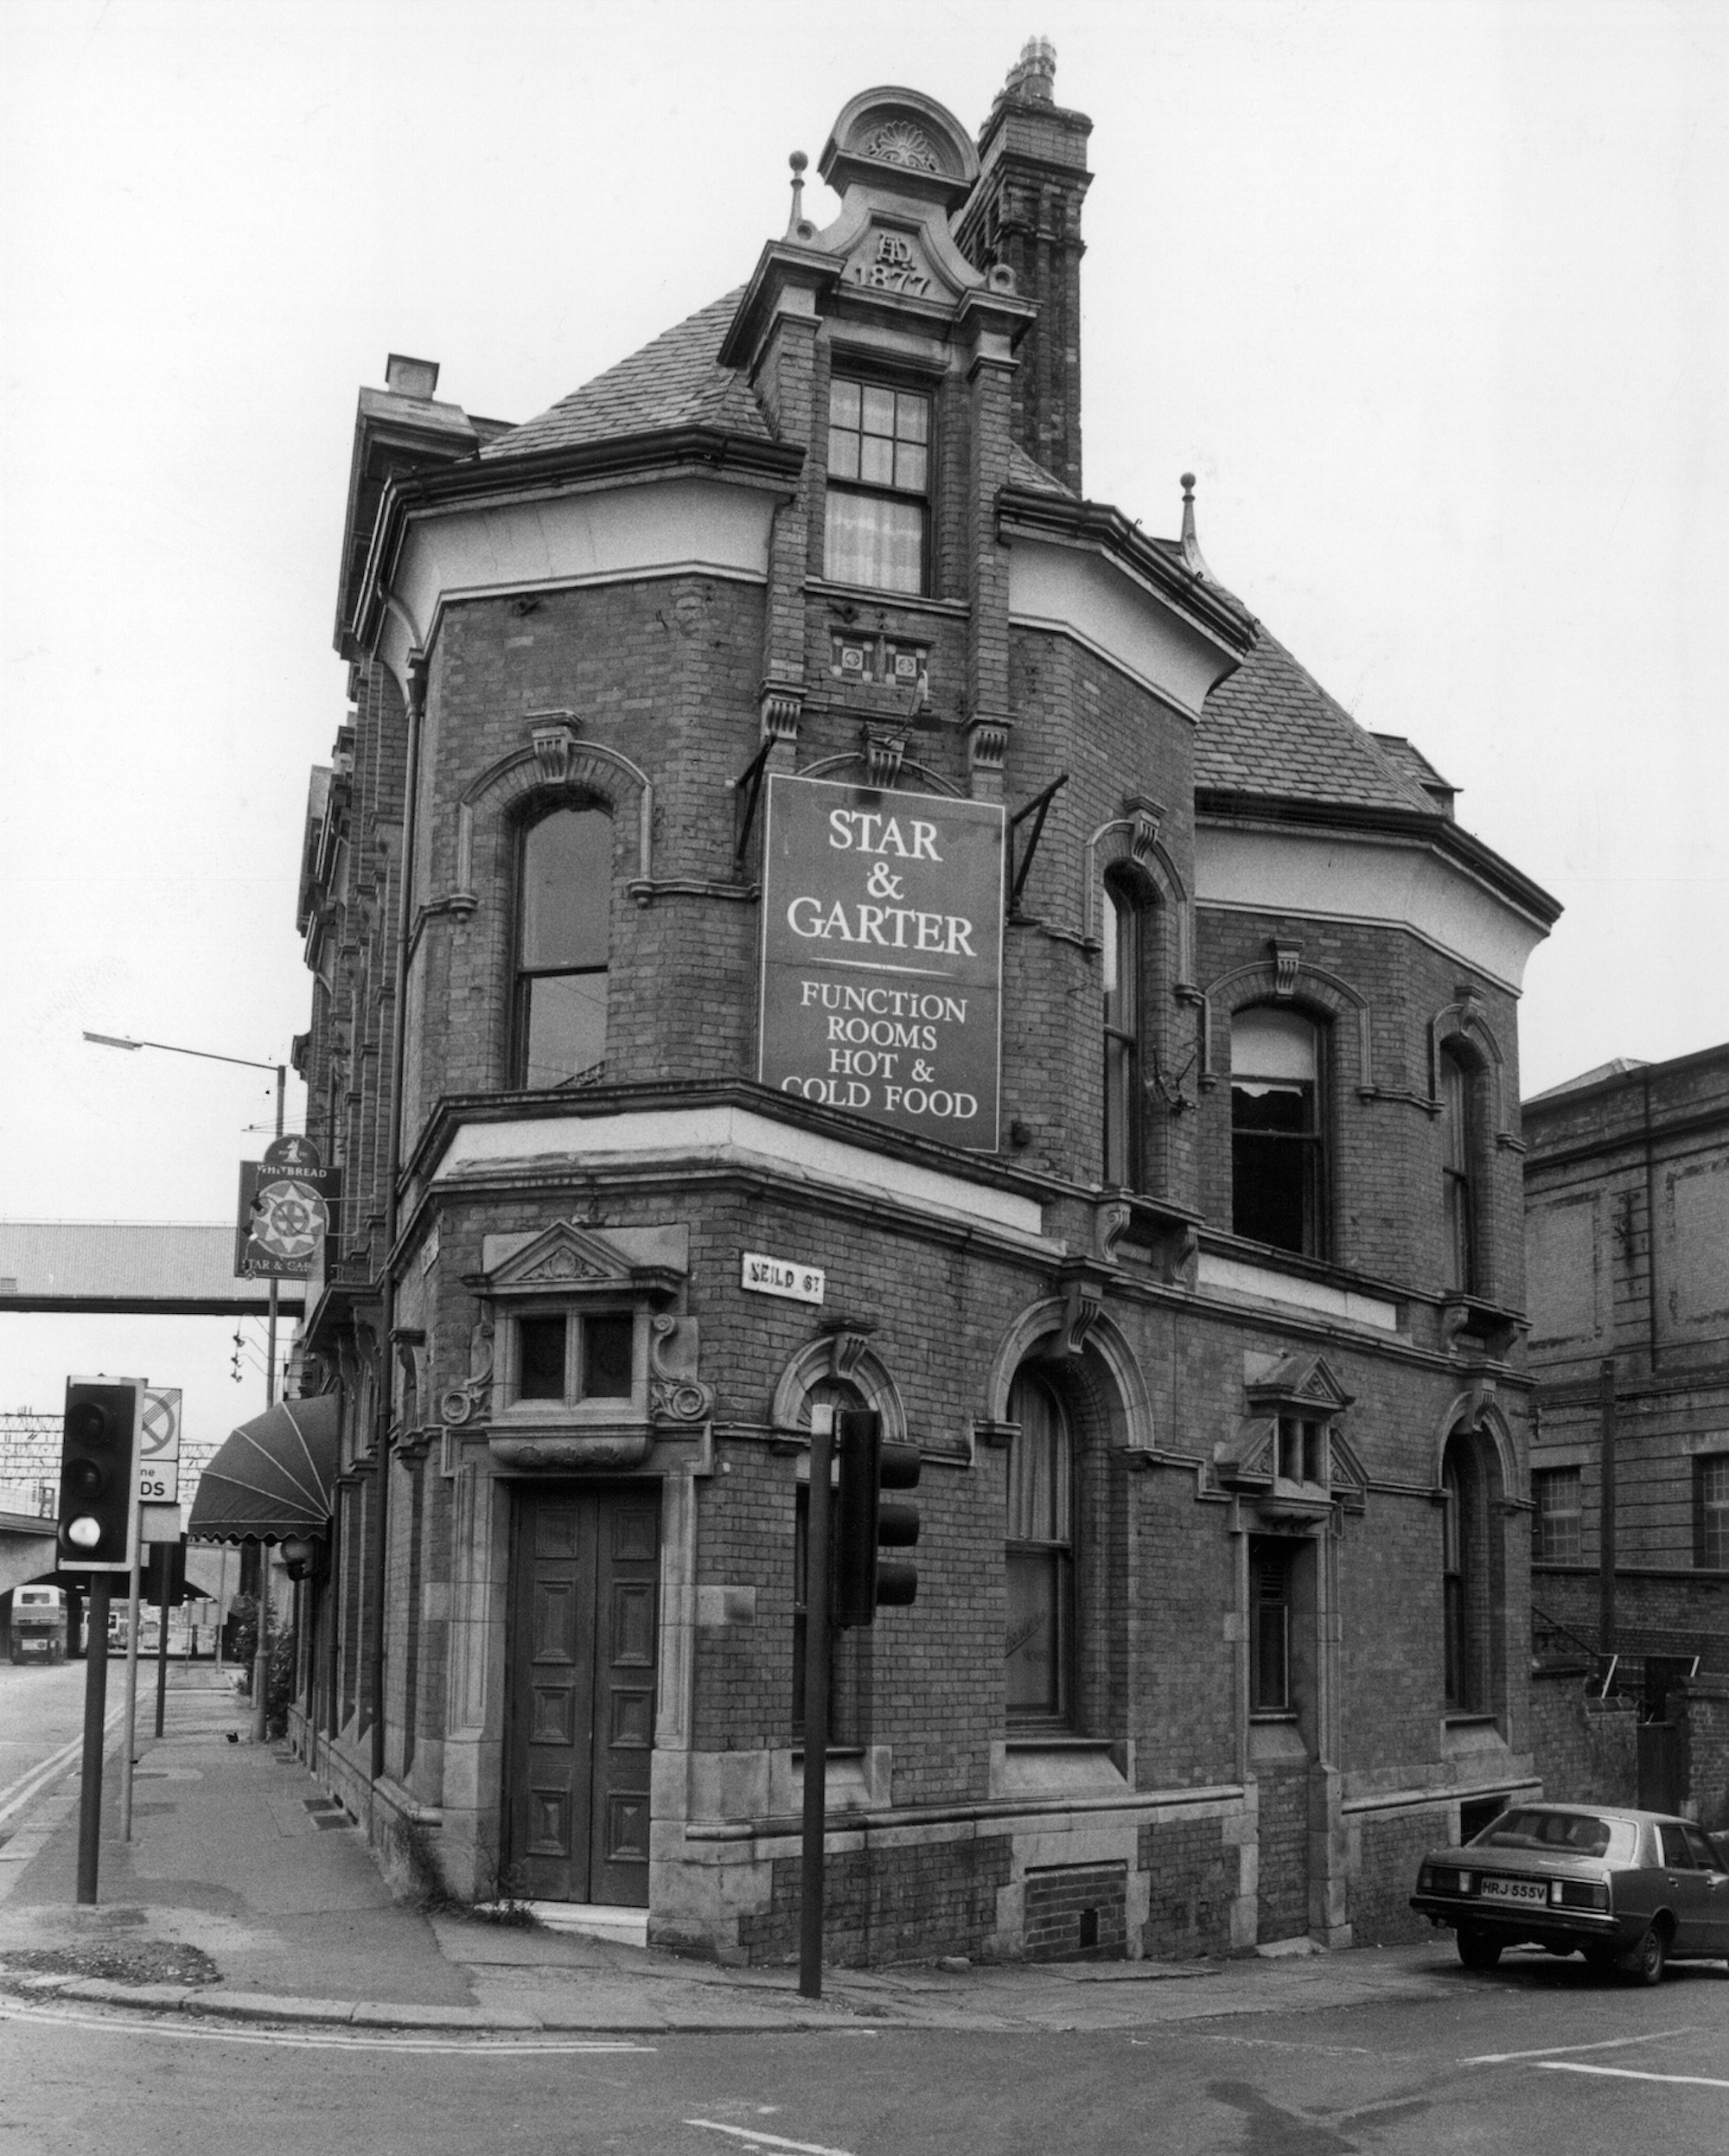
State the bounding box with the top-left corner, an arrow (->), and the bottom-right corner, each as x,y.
284,46 -> 1561,1962
1524,1045 -> 1729,1821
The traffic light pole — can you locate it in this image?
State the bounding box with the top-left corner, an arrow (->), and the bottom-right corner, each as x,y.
119,1558 -> 143,1840
251,1062 -> 285,1747
154,1544 -> 172,1738
76,1576 -> 112,1904
798,1410 -> 833,2001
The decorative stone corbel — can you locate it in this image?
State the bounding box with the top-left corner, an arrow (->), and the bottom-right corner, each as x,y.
1051,1260 -> 1109,1359
760,684 -> 805,748
1094,1197 -> 1133,1264
863,725 -> 908,790
649,1312 -> 716,1425
967,713 -> 1010,777
439,1317 -> 494,1427
529,715 -> 581,786
1273,941 -> 1302,998
1126,796 -> 1166,869
817,1314 -> 877,1383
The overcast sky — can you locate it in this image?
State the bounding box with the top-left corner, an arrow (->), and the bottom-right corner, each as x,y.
2,0 -> 1724,1446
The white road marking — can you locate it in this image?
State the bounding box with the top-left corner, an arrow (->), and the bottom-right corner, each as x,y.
0,2000 -> 651,2055
686,2122 -> 857,2155
1462,2025 -> 1695,2065
0,1705 -> 128,1828
1539,2062 -> 1729,2089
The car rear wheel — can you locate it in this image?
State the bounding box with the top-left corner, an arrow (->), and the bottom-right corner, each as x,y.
1617,1921 -> 1668,1986
1458,1927 -> 1503,1971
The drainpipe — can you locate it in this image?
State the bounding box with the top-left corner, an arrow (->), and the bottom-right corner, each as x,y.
1642,1068 -> 1661,1374
367,646 -> 428,1793
1598,1355 -> 1617,1657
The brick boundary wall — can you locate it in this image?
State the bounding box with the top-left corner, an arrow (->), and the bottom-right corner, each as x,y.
1528,1667 -> 1638,1806
1681,1682 -> 1729,1831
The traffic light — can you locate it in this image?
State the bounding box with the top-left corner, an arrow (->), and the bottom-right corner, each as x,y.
833,1408 -> 920,1628
58,1377 -> 143,1571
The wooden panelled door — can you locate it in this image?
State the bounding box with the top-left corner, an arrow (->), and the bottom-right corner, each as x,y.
506,1484 -> 659,1905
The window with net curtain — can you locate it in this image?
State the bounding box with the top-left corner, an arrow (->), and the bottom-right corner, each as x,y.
1231,1006 -> 1324,1256
1101,876 -> 1143,1187
1439,1043 -> 1482,1294
1005,1366 -> 1074,1723
1442,1443 -> 1479,1710
515,807 -> 610,1088
824,379 -> 929,595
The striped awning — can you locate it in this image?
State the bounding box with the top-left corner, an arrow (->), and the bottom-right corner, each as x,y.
187,1395 -> 338,1545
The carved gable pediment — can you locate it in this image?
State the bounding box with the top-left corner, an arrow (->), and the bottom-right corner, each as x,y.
1244,1352 -> 1354,1418
478,1220 -> 688,1301
1214,1354 -> 1360,1515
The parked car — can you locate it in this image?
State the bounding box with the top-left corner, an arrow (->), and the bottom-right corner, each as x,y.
1412,1802 -> 1729,1983
8,1585 -> 67,1663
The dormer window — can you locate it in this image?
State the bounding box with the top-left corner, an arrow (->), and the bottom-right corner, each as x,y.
824,379 -> 929,594
1276,1415 -> 1327,1488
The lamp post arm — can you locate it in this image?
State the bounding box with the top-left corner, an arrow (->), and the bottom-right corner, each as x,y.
83,1032 -> 282,1076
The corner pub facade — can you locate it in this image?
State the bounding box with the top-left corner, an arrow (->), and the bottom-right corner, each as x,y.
287,46 -> 1562,1963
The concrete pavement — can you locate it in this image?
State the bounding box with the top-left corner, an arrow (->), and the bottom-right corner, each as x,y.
0,1666 -> 1476,2036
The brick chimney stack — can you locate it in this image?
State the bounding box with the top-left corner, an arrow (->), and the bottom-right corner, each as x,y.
956,38 -> 1093,495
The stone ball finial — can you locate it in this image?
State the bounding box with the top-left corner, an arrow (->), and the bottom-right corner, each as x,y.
1181,471 -> 1196,495
789,150 -> 808,175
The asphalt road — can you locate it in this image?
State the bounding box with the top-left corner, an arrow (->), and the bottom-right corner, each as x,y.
0,1660 -> 105,1836
3,1947 -> 1724,2154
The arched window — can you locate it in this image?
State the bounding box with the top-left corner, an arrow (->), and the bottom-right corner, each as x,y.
1439,1043 -> 1482,1294
1005,1366 -> 1075,1725
514,807 -> 611,1088
1231,1007 -> 1324,1256
1440,1431 -> 1501,1714
1101,876 -> 1144,1187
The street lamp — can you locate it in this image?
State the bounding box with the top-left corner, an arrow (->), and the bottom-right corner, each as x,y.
83,1029 -> 290,1744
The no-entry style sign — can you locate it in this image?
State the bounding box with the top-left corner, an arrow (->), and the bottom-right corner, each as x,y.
758,774 -> 1004,1151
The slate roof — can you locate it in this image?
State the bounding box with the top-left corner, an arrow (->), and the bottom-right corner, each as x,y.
469,291 -> 1440,830
1005,443 -> 1075,497
480,290 -> 770,462
1196,624 -> 1437,815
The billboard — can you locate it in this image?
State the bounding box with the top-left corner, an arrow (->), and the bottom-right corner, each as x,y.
758,774 -> 1004,1151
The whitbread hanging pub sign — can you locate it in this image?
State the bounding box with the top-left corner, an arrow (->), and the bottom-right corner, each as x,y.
757,774 -> 1004,1151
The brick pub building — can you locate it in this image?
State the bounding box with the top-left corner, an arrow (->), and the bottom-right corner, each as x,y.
288,47 -> 1561,1961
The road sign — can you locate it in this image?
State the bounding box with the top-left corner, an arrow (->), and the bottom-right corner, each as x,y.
139,1387 -> 182,1504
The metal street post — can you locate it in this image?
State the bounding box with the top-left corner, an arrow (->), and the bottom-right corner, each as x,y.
81,1031 -> 287,1743
119,1554 -> 143,1840
76,1577 -> 112,1904
155,1542 -> 173,1738
799,1406 -> 834,2000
